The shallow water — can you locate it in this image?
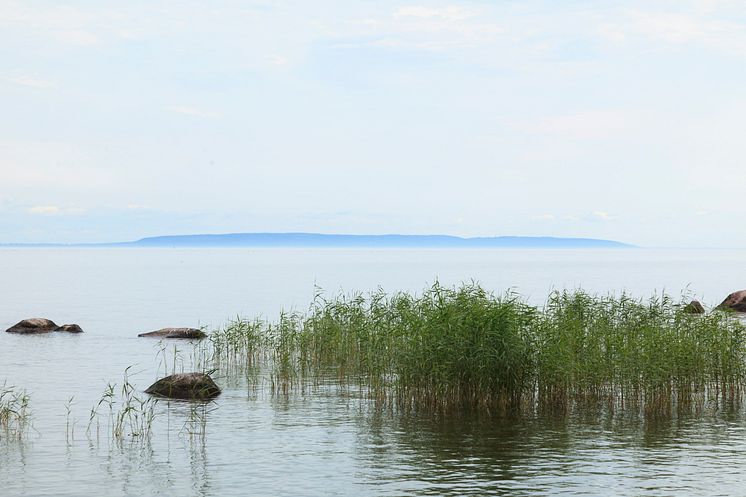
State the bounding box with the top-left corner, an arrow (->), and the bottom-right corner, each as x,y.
2,247 -> 746,496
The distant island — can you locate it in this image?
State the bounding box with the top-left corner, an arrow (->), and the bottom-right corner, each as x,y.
102,233 -> 633,248
2,233 -> 635,248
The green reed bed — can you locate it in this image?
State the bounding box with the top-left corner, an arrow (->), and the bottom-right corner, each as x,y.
533,291 -> 745,415
209,283 -> 746,415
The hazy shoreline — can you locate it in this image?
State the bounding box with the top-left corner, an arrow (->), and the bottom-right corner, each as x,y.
0,232 -> 634,249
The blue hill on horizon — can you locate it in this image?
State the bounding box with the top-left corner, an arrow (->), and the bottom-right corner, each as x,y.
109,232 -> 634,248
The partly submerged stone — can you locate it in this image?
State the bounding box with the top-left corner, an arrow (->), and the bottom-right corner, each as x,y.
138,327 -> 206,339
682,300 -> 705,314
145,373 -> 221,400
6,319 -> 84,334
717,290 -> 746,312
6,318 -> 59,334
55,324 -> 84,333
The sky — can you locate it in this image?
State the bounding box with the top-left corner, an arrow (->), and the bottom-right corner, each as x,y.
2,0 -> 746,246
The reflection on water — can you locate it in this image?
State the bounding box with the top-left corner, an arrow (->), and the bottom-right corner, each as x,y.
5,248 -> 746,496
4,363 -> 746,496
356,408 -> 746,496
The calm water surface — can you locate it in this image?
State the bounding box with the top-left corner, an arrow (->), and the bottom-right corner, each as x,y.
2,248 -> 746,496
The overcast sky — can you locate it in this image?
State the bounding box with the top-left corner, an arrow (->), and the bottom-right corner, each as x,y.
2,1 -> 745,246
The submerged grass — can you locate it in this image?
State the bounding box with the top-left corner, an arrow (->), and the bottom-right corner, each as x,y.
0,383 -> 31,439
210,283 -> 746,416
88,367 -> 158,441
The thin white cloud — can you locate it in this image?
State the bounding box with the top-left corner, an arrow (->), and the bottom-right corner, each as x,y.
6,74 -> 55,89
28,206 -> 60,215
54,29 -> 99,46
168,106 -> 222,119
515,110 -> 634,141
27,205 -> 86,216
532,214 -> 556,221
346,5 -> 503,52
596,9 -> 746,52
634,11 -> 743,44
0,2 -> 145,47
266,54 -> 289,66
1,140 -> 117,190
393,6 -> 476,22
592,211 -> 617,221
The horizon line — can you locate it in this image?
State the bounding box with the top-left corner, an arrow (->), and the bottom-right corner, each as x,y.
0,231 -> 636,248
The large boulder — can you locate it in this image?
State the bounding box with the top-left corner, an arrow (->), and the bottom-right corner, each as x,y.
145,373 -> 221,400
5,319 -> 84,334
6,318 -> 59,334
138,327 -> 206,339
717,290 -> 746,312
682,300 -> 705,314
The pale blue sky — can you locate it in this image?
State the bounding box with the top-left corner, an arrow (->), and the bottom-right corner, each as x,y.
2,1 -> 745,246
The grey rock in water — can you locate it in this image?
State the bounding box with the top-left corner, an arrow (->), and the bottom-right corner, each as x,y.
138,327 -> 206,339
717,290 -> 746,312
6,319 -> 84,334
682,300 -> 705,314
145,372 -> 221,400
55,324 -> 84,333
6,318 -> 59,334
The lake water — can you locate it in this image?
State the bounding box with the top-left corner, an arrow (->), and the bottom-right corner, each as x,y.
2,247 -> 746,496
